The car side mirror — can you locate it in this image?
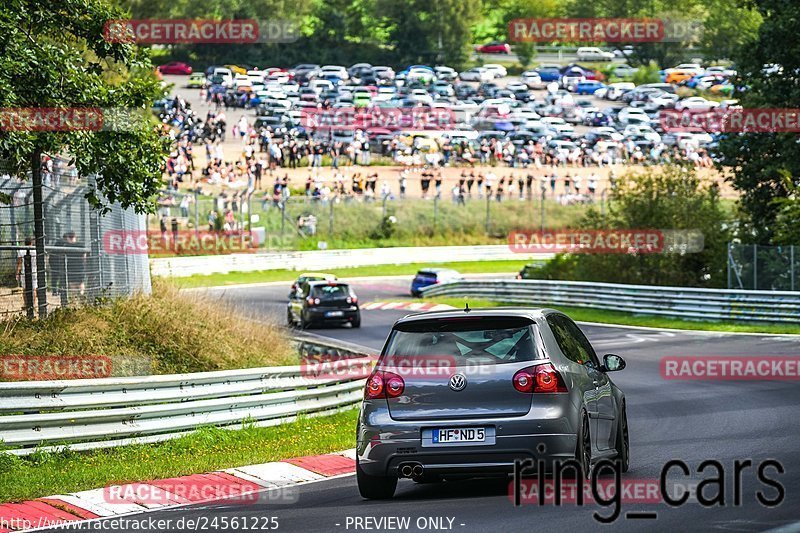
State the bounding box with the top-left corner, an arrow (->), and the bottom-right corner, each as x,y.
602,354 -> 626,372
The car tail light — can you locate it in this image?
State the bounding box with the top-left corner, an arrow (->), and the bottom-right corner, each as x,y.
306,297 -> 320,305
365,370 -> 404,399
513,363 -> 567,393
347,295 -> 358,304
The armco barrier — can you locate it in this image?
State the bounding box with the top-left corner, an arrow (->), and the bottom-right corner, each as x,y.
149,245 -> 553,278
421,279 -> 800,323
0,337 -> 375,456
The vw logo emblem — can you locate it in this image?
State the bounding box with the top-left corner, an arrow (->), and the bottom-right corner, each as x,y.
449,373 -> 467,391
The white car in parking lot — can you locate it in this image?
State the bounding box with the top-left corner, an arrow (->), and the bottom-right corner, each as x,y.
521,70 -> 543,89
576,47 -> 615,61
674,97 -> 719,111
618,107 -> 650,124
605,82 -> 635,101
460,67 -> 494,83
483,64 -> 508,78
319,65 -> 349,80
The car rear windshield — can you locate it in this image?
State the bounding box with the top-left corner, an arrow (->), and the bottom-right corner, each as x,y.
311,284 -> 349,299
415,271 -> 437,280
384,317 -> 541,364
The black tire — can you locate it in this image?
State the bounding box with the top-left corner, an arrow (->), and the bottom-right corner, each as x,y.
351,314 -> 361,328
615,403 -> 630,473
356,458 -> 397,499
575,411 -> 592,479
286,309 -> 295,328
299,313 -> 309,330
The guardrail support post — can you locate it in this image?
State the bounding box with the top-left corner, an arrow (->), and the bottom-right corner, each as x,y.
23,251 -> 34,319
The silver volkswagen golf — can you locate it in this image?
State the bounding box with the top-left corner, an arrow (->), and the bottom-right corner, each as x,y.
356,307 -> 629,499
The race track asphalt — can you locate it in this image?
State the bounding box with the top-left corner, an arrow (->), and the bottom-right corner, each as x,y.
39,276 -> 800,533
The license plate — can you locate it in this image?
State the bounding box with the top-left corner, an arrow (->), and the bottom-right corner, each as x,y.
325,311 -> 344,317
432,428 -> 485,444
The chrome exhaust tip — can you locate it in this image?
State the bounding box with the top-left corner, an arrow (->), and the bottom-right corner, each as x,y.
411,464 -> 424,477
399,464 -> 414,477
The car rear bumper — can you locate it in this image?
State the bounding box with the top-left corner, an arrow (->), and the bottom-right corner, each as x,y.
357,404 -> 578,477
305,307 -> 359,323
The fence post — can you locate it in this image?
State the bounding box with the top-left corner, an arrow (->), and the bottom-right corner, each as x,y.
433,196 -> 438,234
193,189 -> 199,233
23,251 -> 34,319
329,199 -> 334,238
727,242 -> 732,290
540,188 -> 545,232
31,149 -> 48,318
791,245 -> 795,292
753,244 -> 758,290
485,195 -> 490,234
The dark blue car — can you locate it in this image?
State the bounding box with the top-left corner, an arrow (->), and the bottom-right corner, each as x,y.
410,268 -> 462,297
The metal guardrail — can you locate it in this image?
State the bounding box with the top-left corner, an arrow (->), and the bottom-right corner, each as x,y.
421,279 -> 800,323
150,245 -> 554,278
0,337 -> 375,456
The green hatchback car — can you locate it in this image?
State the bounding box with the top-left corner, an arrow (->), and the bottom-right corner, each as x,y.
187,73 -> 207,88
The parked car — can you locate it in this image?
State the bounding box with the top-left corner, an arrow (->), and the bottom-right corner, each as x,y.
186,72 -> 207,88
521,70 -> 543,89
460,68 -> 494,83
158,61 -> 192,75
576,47 -> 615,62
574,80 -> 607,95
356,308 -> 629,499
476,41 -> 511,54
483,64 -> 508,78
410,268 -> 462,297
287,280 -> 360,329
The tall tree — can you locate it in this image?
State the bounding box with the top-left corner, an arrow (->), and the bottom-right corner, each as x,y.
0,0 -> 168,211
377,0 -> 481,69
716,0 -> 800,244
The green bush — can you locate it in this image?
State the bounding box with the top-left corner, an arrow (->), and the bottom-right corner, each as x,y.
527,165 -> 732,288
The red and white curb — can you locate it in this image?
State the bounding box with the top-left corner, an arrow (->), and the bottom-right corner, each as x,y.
361,301 -> 456,312
0,449 -> 357,532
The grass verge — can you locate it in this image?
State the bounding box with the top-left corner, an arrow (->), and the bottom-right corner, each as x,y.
0,408 -> 358,503
171,259 -> 536,288
427,297 -> 800,335
0,279 -> 295,377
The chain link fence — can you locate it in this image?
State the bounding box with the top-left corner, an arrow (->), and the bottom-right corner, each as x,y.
728,243 -> 799,291
148,185 -> 592,252
0,157 -> 151,318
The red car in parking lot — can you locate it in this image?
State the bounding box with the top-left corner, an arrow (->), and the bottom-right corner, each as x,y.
157,61 -> 193,75
476,41 -> 511,54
